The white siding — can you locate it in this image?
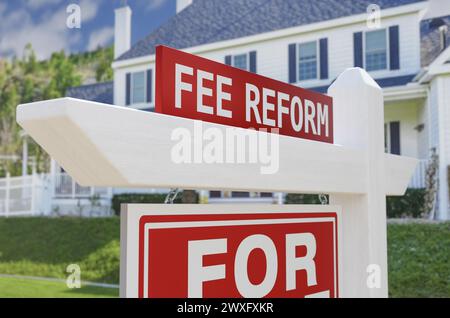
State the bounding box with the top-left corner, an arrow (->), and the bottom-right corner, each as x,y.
384,100 -> 423,158
114,11 -> 422,106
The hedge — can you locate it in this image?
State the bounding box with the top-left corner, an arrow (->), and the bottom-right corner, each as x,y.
111,192 -> 199,216
285,188 -> 426,218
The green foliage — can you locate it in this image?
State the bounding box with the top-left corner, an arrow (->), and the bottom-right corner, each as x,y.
284,193 -> 326,204
0,217 -> 448,297
286,189 -> 426,219
0,44 -> 114,177
387,188 -> 426,218
111,193 -> 184,216
0,217 -> 120,284
387,222 -> 450,297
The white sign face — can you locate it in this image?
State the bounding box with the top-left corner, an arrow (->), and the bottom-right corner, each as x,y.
120,204 -> 342,298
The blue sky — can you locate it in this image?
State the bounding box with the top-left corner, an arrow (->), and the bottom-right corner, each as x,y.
0,0 -> 176,60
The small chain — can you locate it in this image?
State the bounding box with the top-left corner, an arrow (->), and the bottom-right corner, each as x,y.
165,188 -> 181,204
318,193 -> 328,205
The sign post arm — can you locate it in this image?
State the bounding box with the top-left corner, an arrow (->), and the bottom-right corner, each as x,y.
328,68 -> 388,298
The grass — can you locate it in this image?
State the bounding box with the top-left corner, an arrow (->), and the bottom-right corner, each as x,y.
0,217 -> 120,284
0,276 -> 118,298
387,222 -> 450,298
0,217 -> 448,297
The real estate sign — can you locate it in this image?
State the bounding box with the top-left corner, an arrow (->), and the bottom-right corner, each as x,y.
120,204 -> 341,298
156,46 -> 333,143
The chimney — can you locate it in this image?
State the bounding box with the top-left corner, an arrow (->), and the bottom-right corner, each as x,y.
176,0 -> 193,14
114,5 -> 132,59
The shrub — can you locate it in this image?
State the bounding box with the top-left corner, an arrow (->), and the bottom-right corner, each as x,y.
284,193 -> 325,204
111,192 -> 201,216
285,189 -> 426,219
386,188 -> 426,218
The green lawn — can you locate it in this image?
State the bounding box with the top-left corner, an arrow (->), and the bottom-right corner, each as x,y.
0,276 -> 118,298
0,217 -> 448,298
387,222 -> 450,298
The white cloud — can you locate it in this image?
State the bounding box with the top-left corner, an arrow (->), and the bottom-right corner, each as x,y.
26,0 -> 62,10
80,0 -> 100,23
87,26 -> 114,51
0,0 -> 102,60
143,0 -> 168,11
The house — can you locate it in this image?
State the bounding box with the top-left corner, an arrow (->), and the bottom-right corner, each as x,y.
65,0 -> 450,218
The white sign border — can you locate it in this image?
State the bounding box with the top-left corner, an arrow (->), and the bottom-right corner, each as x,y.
120,204 -> 342,298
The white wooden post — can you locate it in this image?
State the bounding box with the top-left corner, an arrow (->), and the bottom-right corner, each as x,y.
22,136 -> 28,176
31,167 -> 36,215
5,172 -> 10,217
328,68 -> 388,297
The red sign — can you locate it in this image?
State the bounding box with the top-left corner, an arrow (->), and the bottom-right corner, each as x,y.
138,211 -> 339,298
155,46 -> 333,143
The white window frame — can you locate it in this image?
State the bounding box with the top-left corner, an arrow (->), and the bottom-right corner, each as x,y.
364,28 -> 390,73
384,123 -> 390,153
297,40 -> 320,82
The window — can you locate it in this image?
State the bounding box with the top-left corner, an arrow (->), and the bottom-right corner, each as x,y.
384,121 -> 400,155
298,41 -> 318,81
233,53 -> 248,70
365,29 -> 387,71
132,71 -> 146,104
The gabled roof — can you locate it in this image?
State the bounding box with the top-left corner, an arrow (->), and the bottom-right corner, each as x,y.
66,81 -> 113,104
421,15 -> 450,66
117,0 -> 425,61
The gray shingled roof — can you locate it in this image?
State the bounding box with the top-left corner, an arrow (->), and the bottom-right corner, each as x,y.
117,0 -> 425,61
310,74 -> 418,93
66,81 -> 113,104
421,15 -> 450,66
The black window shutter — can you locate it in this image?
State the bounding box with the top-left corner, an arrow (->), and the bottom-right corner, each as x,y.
288,43 -> 297,83
353,32 -> 363,68
389,25 -> 400,70
125,73 -> 131,105
224,55 -> 232,65
146,69 -> 152,103
319,38 -> 328,79
390,121 -> 400,155
249,51 -> 257,73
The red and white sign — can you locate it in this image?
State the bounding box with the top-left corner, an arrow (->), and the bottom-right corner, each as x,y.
156,46 -> 334,143
121,205 -> 341,298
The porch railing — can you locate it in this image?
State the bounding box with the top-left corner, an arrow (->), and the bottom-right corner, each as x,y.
53,173 -> 111,198
408,159 -> 428,189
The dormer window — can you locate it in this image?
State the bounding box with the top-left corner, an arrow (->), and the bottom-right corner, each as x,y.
365,29 -> 388,71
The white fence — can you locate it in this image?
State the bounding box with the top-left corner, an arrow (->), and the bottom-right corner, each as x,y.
0,160 -> 428,217
0,172 -> 112,217
0,174 -> 44,216
54,173 -> 110,198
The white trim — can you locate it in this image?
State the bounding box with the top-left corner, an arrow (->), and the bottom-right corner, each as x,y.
428,46 -> 450,76
112,2 -> 426,70
143,217 -> 338,298
382,84 -> 427,102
